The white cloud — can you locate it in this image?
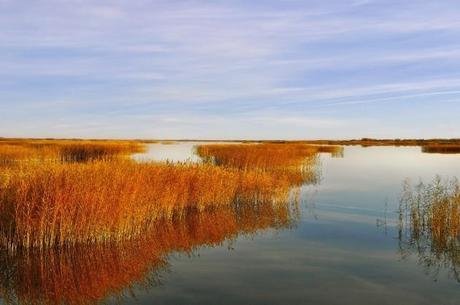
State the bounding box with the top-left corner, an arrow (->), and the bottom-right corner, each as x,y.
0,0 -> 460,138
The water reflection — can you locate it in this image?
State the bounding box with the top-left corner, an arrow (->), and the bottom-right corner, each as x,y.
398,177 -> 460,282
0,201 -> 298,305
422,145 -> 460,154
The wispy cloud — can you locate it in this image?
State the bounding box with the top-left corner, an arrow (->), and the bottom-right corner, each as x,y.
0,0 -> 460,138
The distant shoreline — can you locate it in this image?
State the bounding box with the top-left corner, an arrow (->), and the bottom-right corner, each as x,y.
2,137 -> 460,147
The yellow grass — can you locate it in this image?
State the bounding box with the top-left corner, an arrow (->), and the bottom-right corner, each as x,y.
0,160 -> 294,249
0,139 -> 317,250
0,201 -> 297,305
0,139 -> 145,165
399,177 -> 460,281
196,143 -> 342,185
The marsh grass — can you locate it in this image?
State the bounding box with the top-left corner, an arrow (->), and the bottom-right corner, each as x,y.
399,177 -> 460,281
0,201 -> 297,305
0,140 -> 145,166
0,159 -> 295,249
0,140 -> 310,250
196,143 -> 341,185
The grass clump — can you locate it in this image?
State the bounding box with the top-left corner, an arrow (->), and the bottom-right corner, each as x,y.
399,177 -> 460,281
0,160 -> 294,249
196,143 -> 340,186
0,139 -> 145,166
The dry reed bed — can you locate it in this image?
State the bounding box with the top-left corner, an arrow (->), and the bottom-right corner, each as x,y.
196,143 -> 341,185
399,177 -> 460,281
0,160 -> 294,249
0,202 -> 296,305
0,140 -> 145,165
0,140 -> 312,250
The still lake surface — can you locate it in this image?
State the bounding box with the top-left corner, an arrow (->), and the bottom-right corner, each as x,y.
131,143 -> 460,305
3,143 -> 460,305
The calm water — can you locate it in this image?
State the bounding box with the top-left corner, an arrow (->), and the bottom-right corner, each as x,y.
2,144 -> 460,305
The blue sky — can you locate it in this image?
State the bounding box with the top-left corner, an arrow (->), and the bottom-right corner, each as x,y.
1,0 -> 459,139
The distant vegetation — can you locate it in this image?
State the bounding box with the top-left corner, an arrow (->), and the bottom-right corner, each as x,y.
131,137 -> 460,147
0,139 -> 145,165
254,138 -> 460,148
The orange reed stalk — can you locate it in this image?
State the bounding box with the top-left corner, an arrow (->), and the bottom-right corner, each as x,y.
0,160 -> 293,249
196,143 -> 335,185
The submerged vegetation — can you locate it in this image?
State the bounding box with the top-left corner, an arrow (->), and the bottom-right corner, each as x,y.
0,201 -> 297,305
399,177 -> 460,282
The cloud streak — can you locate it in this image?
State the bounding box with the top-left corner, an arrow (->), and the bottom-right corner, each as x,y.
0,0 -> 459,138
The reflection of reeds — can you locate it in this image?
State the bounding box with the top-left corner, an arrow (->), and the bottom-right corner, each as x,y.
422,145 -> 460,154
0,201 -> 297,305
196,143 -> 338,186
0,160 -> 295,249
399,177 -> 460,281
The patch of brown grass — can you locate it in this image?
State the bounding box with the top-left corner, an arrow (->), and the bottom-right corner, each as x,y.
0,160 -> 294,249
196,143 -> 341,185
0,139 -> 145,165
399,177 -> 460,281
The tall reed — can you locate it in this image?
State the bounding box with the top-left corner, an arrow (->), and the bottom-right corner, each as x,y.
0,140 -> 145,166
399,177 -> 460,281
0,160 -> 294,249
196,143 -> 340,185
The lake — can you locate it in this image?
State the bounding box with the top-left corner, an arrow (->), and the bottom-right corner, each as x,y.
2,143 -> 460,305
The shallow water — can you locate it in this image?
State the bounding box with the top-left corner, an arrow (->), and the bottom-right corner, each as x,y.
2,144 -> 460,305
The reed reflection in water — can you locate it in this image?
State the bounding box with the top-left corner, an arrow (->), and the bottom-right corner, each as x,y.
0,200 -> 298,305
398,177 -> 460,282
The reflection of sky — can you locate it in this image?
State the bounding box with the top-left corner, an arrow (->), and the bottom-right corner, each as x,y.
134,221 -> 459,305
124,144 -> 460,304
313,146 -> 460,220
132,142 -> 203,163
132,142 -> 243,163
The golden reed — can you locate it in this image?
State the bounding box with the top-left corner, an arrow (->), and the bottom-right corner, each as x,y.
0,161 -> 294,249
399,177 -> 460,281
0,139 -> 145,165
196,143 -> 342,185
0,140 -> 323,250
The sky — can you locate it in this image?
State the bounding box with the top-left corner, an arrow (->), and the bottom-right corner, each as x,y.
1,0 -> 460,140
